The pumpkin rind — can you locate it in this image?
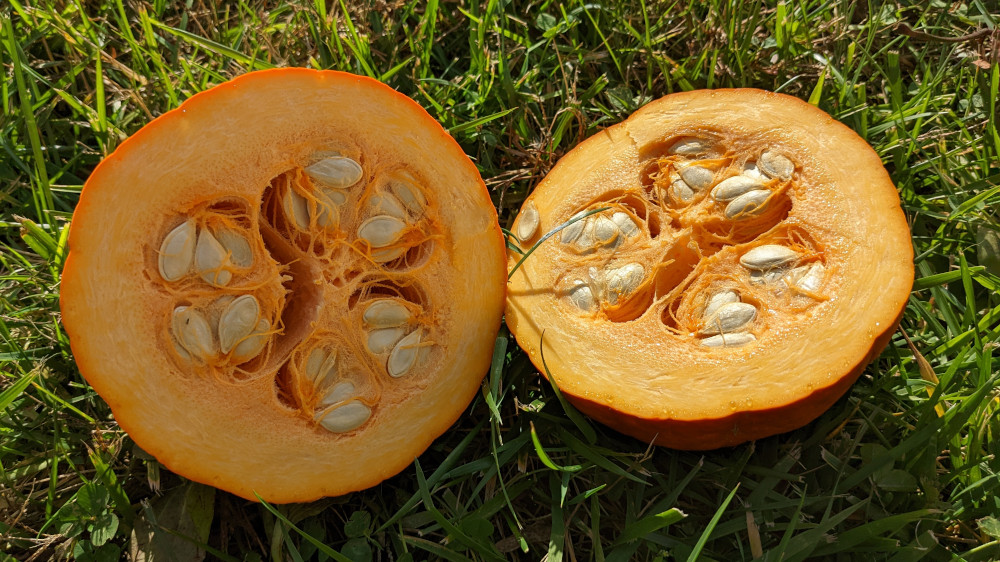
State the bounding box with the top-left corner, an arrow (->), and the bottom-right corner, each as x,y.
61,69 -> 506,502
506,89 -> 913,449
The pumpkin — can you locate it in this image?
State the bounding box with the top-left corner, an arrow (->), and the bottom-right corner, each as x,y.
506,89 -> 913,450
60,69 -> 507,502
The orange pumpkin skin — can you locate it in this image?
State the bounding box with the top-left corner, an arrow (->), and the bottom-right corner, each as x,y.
61,69 -> 506,502
506,89 -> 913,450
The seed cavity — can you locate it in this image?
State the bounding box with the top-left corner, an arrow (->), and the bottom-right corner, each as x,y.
304,156 -> 363,189
218,295 -> 260,354
158,220 -> 196,282
701,333 -> 756,348
605,263 -> 645,305
711,176 -> 764,202
740,245 -> 799,271
517,202 -> 540,242
367,327 -> 406,354
679,165 -> 714,190
387,329 -> 425,377
699,302 -> 757,335
171,306 -> 217,361
194,229 -> 233,286
357,216 -> 407,248
758,150 -> 794,180
316,401 -> 371,433
363,299 -> 412,328
724,189 -> 770,219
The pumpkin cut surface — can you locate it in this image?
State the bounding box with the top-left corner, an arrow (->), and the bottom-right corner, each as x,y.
60,69 -> 506,502
506,89 -> 913,450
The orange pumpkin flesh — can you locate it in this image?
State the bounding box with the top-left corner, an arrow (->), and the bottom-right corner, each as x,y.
506,89 -> 913,450
60,69 -> 506,502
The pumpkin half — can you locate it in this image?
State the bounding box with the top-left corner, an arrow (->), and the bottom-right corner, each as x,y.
60,69 -> 506,502
506,89 -> 913,450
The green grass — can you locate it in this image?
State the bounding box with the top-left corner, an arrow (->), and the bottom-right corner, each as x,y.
2,0 -> 1000,560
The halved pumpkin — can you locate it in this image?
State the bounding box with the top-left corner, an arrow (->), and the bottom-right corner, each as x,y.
506,89 -> 912,450
60,69 -> 506,502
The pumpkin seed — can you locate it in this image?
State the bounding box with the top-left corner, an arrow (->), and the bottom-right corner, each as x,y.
316,401 -> 371,433
215,228 -> 253,268
363,299 -> 412,328
679,165 -> 713,190
158,220 -> 196,282
671,178 -> 695,202
304,156 -> 363,188
703,290 -> 739,318
230,319 -> 270,364
571,219 -> 597,252
391,178 -> 426,215
669,138 -> 708,156
304,347 -> 337,385
711,175 -> 764,202
568,283 -> 595,311
724,189 -> 770,219
218,295 -> 260,353
388,329 -> 424,377
560,212 -> 588,244
593,215 -> 619,246
194,228 -> 232,286
371,247 -> 406,263
740,244 -> 799,271
611,212 -> 640,237
357,216 -> 406,248
605,263 -> 645,305
743,162 -> 767,180
171,306 -> 217,361
699,302 -> 757,335
316,189 -> 346,228
791,262 -> 826,293
701,333 -> 756,348
318,381 -> 355,408
282,188 -> 311,230
367,327 -> 406,354
758,150 -> 794,180
369,192 -> 407,220
750,269 -> 786,284
516,201 -> 540,242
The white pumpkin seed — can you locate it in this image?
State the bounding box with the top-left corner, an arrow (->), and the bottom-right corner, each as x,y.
701,333 -> 756,348
671,178 -> 695,202
669,138 -> 708,156
571,219 -> 597,252
371,247 -> 406,263
171,306 -> 217,361
387,329 -> 424,377
363,300 -> 412,328
304,156 -> 363,188
758,150 -> 794,180
158,220 -> 196,282
568,283 -> 595,311
611,212 -> 640,237
218,295 -> 259,353
703,290 -> 739,319
679,165 -> 714,190
367,327 -> 406,354
791,262 -> 826,293
369,192 -> 407,220
560,212 -> 588,244
230,319 -> 270,364
750,269 -> 786,284
215,228 -> 253,268
316,401 -> 371,433
605,263 -> 645,305
318,381 -> 356,408
516,201 -> 540,242
724,189 -> 770,219
194,228 -> 232,286
743,162 -> 767,180
699,302 -> 757,335
740,244 -> 799,270
391,179 -> 426,215
593,215 -> 619,246
304,347 -> 338,385
282,188 -> 311,230
316,189 -> 346,229
711,175 -> 764,202
357,216 -> 406,248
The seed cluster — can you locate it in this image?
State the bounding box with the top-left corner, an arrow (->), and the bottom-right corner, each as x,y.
155,153 -> 438,434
